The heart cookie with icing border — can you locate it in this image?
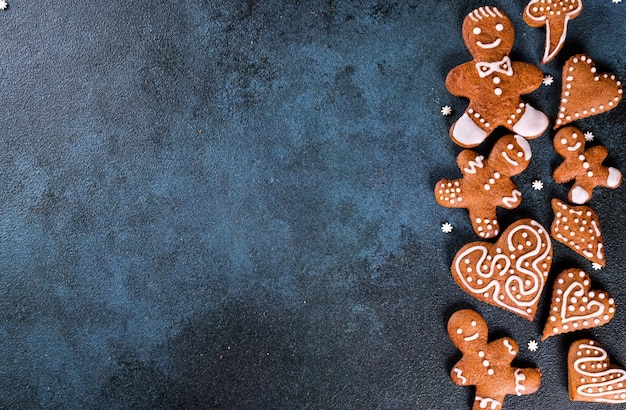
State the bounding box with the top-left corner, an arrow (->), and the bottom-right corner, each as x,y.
451,219 -> 552,321
556,54 -> 623,128
568,339 -> 626,403
542,269 -> 615,340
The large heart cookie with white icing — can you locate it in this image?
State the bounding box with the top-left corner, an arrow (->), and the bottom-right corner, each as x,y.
568,339 -> 626,403
451,219 -> 552,320
542,269 -> 615,340
556,54 -> 622,128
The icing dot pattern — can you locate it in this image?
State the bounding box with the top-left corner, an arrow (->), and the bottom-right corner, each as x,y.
551,199 -> 605,266
542,268 -> 615,340
569,340 -> 626,403
556,54 -> 623,127
452,219 -> 552,321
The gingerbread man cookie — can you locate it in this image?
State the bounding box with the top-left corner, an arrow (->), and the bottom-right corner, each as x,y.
448,309 -> 542,410
446,6 -> 549,148
553,126 -> 622,204
435,134 -> 531,238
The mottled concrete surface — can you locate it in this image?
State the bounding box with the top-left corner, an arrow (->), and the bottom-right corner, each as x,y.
0,1 -> 625,408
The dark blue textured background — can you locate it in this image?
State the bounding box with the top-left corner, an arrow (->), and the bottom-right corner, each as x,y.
1,1 -> 625,408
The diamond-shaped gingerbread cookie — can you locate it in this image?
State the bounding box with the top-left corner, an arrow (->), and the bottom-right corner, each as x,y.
451,219 -> 552,320
551,199 -> 605,267
542,269 -> 615,340
569,339 -> 626,403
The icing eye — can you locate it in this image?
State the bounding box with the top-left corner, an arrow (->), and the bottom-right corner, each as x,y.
471,320 -> 477,327
473,27 -> 481,35
495,23 -> 504,32
572,133 -> 578,139
561,138 -> 568,144
457,328 -> 463,334
507,144 -> 514,150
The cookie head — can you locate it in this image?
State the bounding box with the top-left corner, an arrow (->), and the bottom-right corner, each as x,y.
492,134 -> 532,175
448,309 -> 488,350
554,126 -> 584,156
462,6 -> 514,60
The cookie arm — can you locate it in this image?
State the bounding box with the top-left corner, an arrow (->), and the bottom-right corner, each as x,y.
553,162 -> 576,183
446,64 -> 472,98
516,62 -> 544,94
586,145 -> 609,163
489,337 -> 518,366
457,149 -> 484,175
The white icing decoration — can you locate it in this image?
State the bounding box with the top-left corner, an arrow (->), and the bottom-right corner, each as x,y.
468,6 -> 503,22
502,152 -> 519,167
514,369 -> 527,396
567,142 -> 582,151
453,220 -> 551,318
452,113 -> 488,147
511,104 -> 549,137
607,167 -> 621,187
475,57 -> 513,78
560,280 -> 605,324
503,339 -> 516,355
464,156 -> 485,174
453,367 -> 467,384
475,396 -> 501,409
464,332 -> 480,341
524,0 -> 582,63
571,186 -> 590,204
573,343 -> 626,403
477,38 -> 502,50
502,190 -> 522,208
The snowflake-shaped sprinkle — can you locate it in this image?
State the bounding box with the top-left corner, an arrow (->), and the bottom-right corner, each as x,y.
542,75 -> 554,86
0,1 -> 7,10
584,131 -> 594,142
528,340 -> 539,352
592,262 -> 602,271
441,222 -> 453,233
532,180 -> 544,190
613,0 -> 622,4
441,105 -> 452,116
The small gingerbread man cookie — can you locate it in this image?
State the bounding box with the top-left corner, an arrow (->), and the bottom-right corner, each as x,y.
435,134 -> 531,238
553,126 -> 622,204
448,309 -> 542,410
446,6 -> 549,148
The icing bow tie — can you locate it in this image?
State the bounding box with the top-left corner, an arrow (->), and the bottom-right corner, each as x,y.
475,56 -> 513,78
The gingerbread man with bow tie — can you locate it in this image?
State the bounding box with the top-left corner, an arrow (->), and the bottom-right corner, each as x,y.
446,6 -> 549,148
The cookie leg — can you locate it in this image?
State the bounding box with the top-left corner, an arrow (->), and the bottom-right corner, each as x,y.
469,209 -> 500,239
512,103 -> 549,139
569,185 -> 591,204
450,112 -> 489,148
473,394 -> 503,410
606,167 -> 622,188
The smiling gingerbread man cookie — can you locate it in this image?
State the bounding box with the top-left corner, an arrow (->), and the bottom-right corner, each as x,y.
553,126 -> 622,204
448,309 -> 542,410
446,6 -> 549,148
435,134 -> 532,238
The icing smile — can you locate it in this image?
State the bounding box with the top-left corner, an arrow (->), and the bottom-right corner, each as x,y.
567,142 -> 582,151
477,38 -> 502,49
464,332 -> 480,341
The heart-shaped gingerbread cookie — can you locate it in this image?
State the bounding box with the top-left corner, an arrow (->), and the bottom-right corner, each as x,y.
451,219 -> 552,321
542,269 -> 615,340
568,339 -> 626,403
556,54 -> 623,128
